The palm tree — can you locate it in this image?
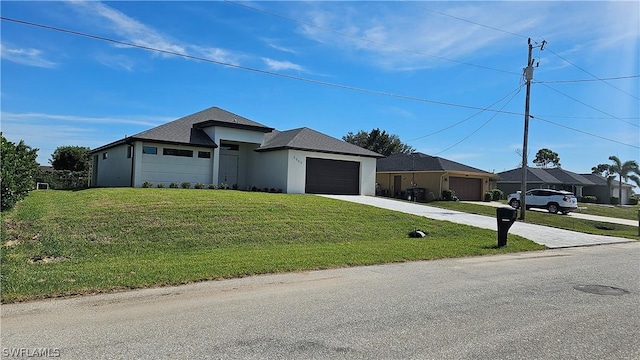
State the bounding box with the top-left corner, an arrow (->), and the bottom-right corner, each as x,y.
608,156 -> 640,205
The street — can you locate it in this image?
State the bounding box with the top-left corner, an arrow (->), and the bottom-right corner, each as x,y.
2,242 -> 639,359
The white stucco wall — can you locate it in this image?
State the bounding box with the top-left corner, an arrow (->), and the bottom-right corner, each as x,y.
248,149 -> 289,191
94,144 -> 132,187
285,150 -> 377,195
136,142 -> 213,187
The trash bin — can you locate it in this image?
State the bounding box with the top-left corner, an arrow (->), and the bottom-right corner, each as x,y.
406,188 -> 415,201
496,207 -> 517,247
406,188 -> 426,202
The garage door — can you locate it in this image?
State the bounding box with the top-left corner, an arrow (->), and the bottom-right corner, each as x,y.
449,177 -> 482,201
305,158 -> 360,195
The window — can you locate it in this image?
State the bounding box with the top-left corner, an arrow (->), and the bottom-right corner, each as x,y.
143,146 -> 157,155
127,146 -> 132,158
102,152 -> 108,160
220,142 -> 239,151
198,151 -> 211,159
163,148 -> 193,157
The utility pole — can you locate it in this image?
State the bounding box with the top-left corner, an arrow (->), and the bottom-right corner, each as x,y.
519,38 -> 545,221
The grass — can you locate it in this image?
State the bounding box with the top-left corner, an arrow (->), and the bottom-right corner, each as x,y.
427,201 -> 639,239
575,203 -> 640,221
1,189 -> 544,303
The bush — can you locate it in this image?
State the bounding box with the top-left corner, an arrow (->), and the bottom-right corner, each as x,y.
489,189 -> 503,201
142,181 -> 153,188
251,186 -> 258,192
169,182 -> 179,189
194,183 -> 205,189
442,189 -> 455,201
610,197 -> 619,205
628,195 -> 638,205
484,192 -> 492,202
1,135 -> 39,211
181,182 -> 191,189
580,195 -> 597,203
208,184 -> 217,189
232,183 -> 238,190
219,183 -> 229,190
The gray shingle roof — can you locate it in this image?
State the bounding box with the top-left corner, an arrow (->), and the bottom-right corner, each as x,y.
497,167 -> 598,185
377,152 -> 491,173
91,107 -> 274,152
580,173 -> 633,188
256,127 -> 383,158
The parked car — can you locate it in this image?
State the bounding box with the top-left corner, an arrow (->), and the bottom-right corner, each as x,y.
507,189 -> 578,214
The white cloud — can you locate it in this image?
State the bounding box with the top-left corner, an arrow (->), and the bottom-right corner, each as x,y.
1,112 -> 169,127
0,44 -> 56,68
262,58 -> 305,72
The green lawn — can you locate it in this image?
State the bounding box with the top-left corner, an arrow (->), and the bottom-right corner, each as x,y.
1,189 -> 544,303
427,201 -> 639,239
575,203 -> 640,221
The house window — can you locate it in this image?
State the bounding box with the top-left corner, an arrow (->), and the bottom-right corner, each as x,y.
198,151 -> 211,159
102,152 -> 108,160
127,146 -> 133,158
220,142 -> 239,151
143,146 -> 157,155
163,148 -> 193,157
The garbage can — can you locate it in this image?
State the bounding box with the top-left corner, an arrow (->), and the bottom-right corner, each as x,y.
496,207 -> 517,247
406,188 -> 415,201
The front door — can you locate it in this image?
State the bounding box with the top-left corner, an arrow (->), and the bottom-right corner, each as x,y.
219,154 -> 238,187
394,175 -> 402,198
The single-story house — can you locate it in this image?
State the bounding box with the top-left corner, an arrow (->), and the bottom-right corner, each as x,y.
90,106 -> 383,195
496,167 -> 635,204
376,152 -> 498,201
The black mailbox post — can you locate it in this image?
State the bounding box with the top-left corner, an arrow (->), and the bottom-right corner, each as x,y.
496,207 -> 517,247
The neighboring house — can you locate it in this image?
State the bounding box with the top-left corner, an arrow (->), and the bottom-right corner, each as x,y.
90,106 -> 382,195
376,152 -> 498,201
496,167 -> 635,204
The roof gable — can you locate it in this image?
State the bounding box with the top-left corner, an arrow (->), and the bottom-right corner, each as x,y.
257,127 -> 383,158
497,167 -> 600,186
377,152 -> 491,173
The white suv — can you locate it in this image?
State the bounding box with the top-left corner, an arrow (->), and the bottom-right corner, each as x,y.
507,189 -> 578,214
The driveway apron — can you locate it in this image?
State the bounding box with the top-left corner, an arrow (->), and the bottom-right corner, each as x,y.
321,195 -> 635,248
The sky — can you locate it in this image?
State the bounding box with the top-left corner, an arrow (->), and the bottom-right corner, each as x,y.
1,1 -> 639,176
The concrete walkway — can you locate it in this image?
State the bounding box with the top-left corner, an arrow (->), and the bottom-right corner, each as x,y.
462,201 -> 639,227
321,195 -> 636,249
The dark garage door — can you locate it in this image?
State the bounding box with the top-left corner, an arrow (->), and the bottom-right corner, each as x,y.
305,158 -> 360,195
449,177 -> 482,201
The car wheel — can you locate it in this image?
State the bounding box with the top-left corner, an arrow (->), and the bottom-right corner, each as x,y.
509,199 -> 520,209
548,203 -> 559,214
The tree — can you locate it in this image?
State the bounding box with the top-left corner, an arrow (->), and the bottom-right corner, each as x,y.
50,145 -> 91,171
591,163 -> 616,197
607,156 -> 640,205
1,134 -> 39,211
343,128 -> 414,156
532,148 -> 561,168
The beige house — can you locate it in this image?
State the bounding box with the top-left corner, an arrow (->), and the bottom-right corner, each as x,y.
376,152 -> 498,201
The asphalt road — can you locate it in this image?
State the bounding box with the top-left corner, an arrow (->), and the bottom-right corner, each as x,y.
2,242 -> 639,360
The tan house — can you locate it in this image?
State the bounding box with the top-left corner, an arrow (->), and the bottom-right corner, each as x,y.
376,152 -> 498,201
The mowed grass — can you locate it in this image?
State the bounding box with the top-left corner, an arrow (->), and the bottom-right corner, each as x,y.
427,201 -> 639,239
1,189 -> 543,303
575,203 -> 640,221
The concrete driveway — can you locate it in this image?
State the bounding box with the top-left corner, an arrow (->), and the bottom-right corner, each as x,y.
321,195 -> 636,248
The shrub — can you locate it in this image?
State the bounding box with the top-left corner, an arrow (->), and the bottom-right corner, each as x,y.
484,192 -> 492,202
580,195 -> 597,203
251,186 -> 258,192
1,135 -> 39,211
610,197 -> 619,205
219,183 -> 229,190
442,189 -> 455,201
490,189 -> 504,201
169,182 -> 179,189
208,184 -> 217,189
628,195 -> 638,205
232,183 -> 238,190
157,183 -> 165,188
194,183 -> 205,189
142,181 -> 153,188
181,182 -> 191,189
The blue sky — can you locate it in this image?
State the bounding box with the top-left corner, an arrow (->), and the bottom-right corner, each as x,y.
2,1 -> 638,175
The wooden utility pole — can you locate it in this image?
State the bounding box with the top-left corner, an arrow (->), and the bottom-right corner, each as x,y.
520,38 -> 545,221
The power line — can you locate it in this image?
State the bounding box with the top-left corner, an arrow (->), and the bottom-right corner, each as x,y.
534,75 -> 640,84
532,115 -> 640,149
544,48 -> 640,101
406,85 -> 524,142
0,16 -> 527,116
539,83 -> 639,127
224,0 -> 521,76
434,85 -> 523,155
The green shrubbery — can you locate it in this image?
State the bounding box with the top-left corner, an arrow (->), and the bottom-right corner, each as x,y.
442,189 -> 456,201
581,195 -> 597,203
1,135 -> 39,211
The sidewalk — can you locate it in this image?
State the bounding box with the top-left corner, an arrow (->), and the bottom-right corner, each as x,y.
321,195 -> 635,249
